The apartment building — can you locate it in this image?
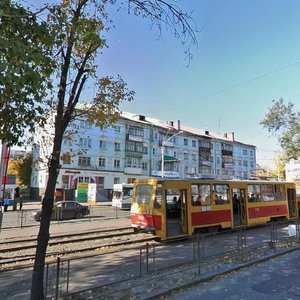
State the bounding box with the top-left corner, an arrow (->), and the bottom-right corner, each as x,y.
30,112 -> 256,200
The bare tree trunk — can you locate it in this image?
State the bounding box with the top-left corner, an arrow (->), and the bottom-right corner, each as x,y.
31,135 -> 63,300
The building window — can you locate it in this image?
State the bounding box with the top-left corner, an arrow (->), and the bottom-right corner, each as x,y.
192,140 -> 196,147
243,149 -> 248,155
128,126 -> 144,137
114,125 -> 121,133
80,120 -> 92,129
99,140 -> 107,149
126,142 -> 143,153
79,137 -> 91,148
125,158 -> 141,168
143,146 -> 148,154
127,178 -> 136,184
99,158 -> 106,167
114,159 -> 120,168
184,152 -> 188,160
184,138 -> 188,146
62,175 -> 69,189
142,162 -> 148,170
153,148 -> 156,155
61,152 -> 71,164
192,153 -> 196,161
115,142 -> 121,151
78,156 -> 91,166
78,176 -> 89,183
114,177 -> 120,184
243,160 -> 248,167
250,150 -> 254,156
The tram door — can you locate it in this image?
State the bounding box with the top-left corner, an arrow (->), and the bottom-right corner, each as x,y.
287,188 -> 297,218
232,188 -> 247,227
165,188 -> 188,238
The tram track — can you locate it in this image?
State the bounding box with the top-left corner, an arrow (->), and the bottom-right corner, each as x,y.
0,227 -> 158,271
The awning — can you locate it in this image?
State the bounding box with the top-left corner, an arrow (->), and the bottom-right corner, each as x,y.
163,155 -> 178,162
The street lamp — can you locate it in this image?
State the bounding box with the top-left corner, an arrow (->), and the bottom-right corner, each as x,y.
161,130 -> 183,178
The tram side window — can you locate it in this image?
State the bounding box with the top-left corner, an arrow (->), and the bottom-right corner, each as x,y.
213,184 -> 229,204
135,184 -> 152,204
247,185 -> 261,202
191,184 -> 211,206
154,184 -> 162,209
261,184 -> 274,201
274,184 -> 284,201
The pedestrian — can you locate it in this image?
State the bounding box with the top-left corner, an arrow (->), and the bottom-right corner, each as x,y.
3,196 -> 9,212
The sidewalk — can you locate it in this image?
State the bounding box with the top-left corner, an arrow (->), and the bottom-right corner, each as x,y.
68,245 -> 300,299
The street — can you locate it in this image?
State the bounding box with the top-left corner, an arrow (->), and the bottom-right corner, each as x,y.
0,202 -> 130,239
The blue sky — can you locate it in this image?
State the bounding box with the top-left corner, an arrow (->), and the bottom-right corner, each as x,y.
23,0 -> 300,168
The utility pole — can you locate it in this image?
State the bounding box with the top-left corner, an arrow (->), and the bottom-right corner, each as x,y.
0,142 -> 5,234
161,131 -> 183,178
0,142 -> 5,201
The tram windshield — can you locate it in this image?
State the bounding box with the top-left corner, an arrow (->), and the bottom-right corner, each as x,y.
135,184 -> 152,204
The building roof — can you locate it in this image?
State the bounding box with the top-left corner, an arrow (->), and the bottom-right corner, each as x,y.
120,111 -> 256,148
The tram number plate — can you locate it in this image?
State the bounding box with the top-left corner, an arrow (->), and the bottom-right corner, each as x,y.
201,206 -> 212,211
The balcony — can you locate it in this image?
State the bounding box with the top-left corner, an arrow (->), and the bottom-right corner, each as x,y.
222,150 -> 233,156
125,151 -> 143,158
200,160 -> 213,167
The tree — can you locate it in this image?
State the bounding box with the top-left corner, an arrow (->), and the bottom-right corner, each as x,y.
16,1 -> 196,299
18,152 -> 33,187
273,153 -> 286,181
8,153 -> 32,187
261,98 -> 300,160
0,0 -> 54,146
8,157 -> 22,185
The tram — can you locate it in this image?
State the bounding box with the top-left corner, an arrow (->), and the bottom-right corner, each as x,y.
130,178 -> 298,241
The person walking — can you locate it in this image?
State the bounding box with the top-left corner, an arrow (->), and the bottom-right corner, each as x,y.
3,196 -> 9,212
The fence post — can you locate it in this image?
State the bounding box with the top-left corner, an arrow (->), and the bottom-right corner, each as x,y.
88,205 -> 92,222
146,243 -> 149,273
45,263 -> 49,299
55,257 -> 61,300
66,260 -> 70,295
0,206 -> 3,235
297,218 -> 300,241
139,248 -> 143,277
269,221 -> 278,249
197,234 -> 201,275
152,244 -> 155,272
20,210 -> 24,228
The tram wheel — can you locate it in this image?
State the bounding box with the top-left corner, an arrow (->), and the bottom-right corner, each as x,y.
207,226 -> 219,234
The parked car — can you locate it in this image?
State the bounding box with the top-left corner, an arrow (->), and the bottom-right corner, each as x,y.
32,201 -> 90,221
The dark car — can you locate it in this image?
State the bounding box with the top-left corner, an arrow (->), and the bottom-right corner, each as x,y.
32,201 -> 90,221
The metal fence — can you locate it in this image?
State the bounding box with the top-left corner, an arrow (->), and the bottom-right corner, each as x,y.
43,219 -> 300,299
